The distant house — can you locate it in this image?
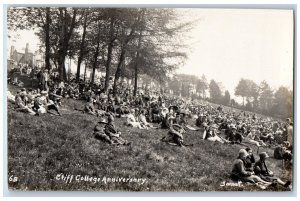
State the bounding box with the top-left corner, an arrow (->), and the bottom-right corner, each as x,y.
10,43 -> 34,66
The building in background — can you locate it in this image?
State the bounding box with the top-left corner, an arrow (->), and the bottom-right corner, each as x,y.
10,43 -> 33,65
10,43 -> 45,67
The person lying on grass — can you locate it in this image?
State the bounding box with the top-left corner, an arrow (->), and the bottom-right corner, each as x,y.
231,149 -> 272,187
254,152 -> 291,188
103,115 -> 131,146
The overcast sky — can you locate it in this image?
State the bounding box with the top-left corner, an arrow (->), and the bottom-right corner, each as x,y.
177,8 -> 294,96
7,8 -> 294,99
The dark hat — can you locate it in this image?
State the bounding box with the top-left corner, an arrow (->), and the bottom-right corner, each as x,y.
107,115 -> 114,122
245,147 -> 252,152
169,105 -> 178,111
259,152 -> 269,159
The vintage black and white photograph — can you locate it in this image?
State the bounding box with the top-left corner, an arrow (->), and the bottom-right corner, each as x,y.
6,6 -> 294,192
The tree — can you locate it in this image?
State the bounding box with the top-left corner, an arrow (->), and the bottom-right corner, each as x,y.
223,90 -> 231,106
56,8 -> 78,81
249,81 -> 259,111
235,78 -> 249,107
209,80 -> 222,103
75,8 -> 92,82
272,86 -> 293,117
114,8 -> 190,96
196,74 -> 208,99
259,80 -> 274,112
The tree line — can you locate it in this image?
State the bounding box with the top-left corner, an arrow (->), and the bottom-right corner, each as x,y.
7,7 -> 292,118
8,7 -> 191,96
168,75 -> 292,118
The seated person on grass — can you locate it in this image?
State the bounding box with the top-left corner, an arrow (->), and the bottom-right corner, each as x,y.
93,116 -> 113,144
204,124 -> 229,144
244,128 -> 266,147
15,89 -> 36,115
161,123 -> 185,147
84,98 -> 104,116
273,141 -> 292,161
160,113 -> 172,129
254,152 -> 291,188
104,115 -> 131,146
36,90 -> 61,116
138,109 -> 154,129
226,125 -> 243,144
244,147 -> 256,171
126,109 -> 143,129
231,149 -> 272,186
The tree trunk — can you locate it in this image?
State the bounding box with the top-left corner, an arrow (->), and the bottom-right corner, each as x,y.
112,15 -> 137,96
91,22 -> 102,85
112,47 -> 126,96
133,29 -> 143,97
134,63 -> 138,96
45,7 -> 51,73
58,8 -> 77,82
76,9 -> 88,82
104,17 -> 114,91
84,61 -> 87,82
91,43 -> 100,85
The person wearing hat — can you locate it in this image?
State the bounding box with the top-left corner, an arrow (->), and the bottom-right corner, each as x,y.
254,152 -> 291,187
161,123 -> 185,146
226,125 -> 243,144
204,124 -> 228,144
104,115 -> 130,145
231,149 -> 271,185
93,117 -> 112,144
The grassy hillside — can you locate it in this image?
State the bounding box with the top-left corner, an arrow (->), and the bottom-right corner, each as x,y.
7,83 -> 292,192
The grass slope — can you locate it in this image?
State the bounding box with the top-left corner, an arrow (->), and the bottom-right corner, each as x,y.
7,84 -> 292,192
